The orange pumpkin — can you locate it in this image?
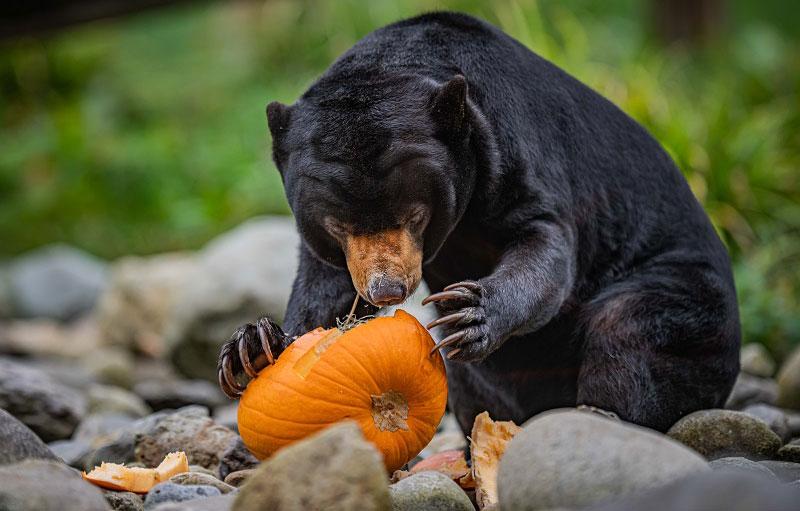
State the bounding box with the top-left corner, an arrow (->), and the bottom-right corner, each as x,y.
238,309 -> 448,472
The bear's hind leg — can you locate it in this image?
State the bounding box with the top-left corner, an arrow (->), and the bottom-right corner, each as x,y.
575,263 -> 740,432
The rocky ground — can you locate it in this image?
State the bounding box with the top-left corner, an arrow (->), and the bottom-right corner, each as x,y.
1,216 -> 800,510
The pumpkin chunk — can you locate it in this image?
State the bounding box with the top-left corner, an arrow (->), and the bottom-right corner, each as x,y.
470,412 -> 521,509
82,451 -> 189,494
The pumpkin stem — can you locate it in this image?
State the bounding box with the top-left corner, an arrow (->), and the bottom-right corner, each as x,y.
336,294 -> 374,332
370,390 -> 410,432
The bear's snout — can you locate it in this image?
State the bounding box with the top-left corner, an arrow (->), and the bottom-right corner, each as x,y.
342,228 -> 422,307
366,277 -> 408,306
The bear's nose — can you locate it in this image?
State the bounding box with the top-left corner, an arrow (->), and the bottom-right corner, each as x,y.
366,278 -> 408,306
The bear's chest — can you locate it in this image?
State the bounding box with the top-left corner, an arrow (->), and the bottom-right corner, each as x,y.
422,223 -> 502,291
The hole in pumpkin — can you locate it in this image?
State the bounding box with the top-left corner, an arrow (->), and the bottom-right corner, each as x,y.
293,329 -> 344,378
370,390 -> 410,432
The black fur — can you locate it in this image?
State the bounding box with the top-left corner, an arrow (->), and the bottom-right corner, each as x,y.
226,12 -> 740,433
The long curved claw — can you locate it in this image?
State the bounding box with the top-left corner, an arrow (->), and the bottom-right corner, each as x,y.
221,353 -> 245,398
446,348 -> 462,360
256,320 -> 276,366
430,330 -> 468,354
422,290 -> 471,306
238,335 -> 259,379
443,281 -> 482,293
426,311 -> 467,330
218,368 -> 240,400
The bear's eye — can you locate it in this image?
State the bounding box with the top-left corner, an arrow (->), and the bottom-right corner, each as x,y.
323,217 -> 348,240
406,206 -> 429,233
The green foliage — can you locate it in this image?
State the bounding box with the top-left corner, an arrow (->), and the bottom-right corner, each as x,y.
0,0 -> 797,352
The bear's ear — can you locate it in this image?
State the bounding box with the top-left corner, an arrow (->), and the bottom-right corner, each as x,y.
266,101 -> 292,140
429,75 -> 468,137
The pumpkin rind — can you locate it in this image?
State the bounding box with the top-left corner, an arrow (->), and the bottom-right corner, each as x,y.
238,309 -> 447,472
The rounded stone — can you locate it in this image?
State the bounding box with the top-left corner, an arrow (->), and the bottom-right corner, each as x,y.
389,471 -> 473,511
143,483 -> 220,510
223,469 -> 256,488
0,408 -> 59,465
103,490 -> 144,511
0,459 -> 110,511
668,409 -> 782,460
777,346 -> 800,410
169,472 -> 236,493
740,343 -> 776,378
498,410 -> 709,510
742,404 -> 791,443
234,421 -> 390,511
708,456 -> 778,480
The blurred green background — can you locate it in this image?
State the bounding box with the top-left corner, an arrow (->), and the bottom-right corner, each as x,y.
0,0 -> 798,355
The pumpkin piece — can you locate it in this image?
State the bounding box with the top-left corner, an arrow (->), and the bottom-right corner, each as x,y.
238,309 -> 448,472
154,451 -> 190,481
470,412 -> 521,509
400,449 -> 473,487
82,451 -> 189,494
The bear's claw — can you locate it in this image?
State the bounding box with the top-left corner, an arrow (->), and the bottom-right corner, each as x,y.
217,316 -> 288,399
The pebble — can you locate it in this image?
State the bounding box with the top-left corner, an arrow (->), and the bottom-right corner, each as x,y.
146,494 -> 235,511
104,490 -> 144,511
776,442 -> 800,463
585,471 -> 800,511
667,409 -> 782,460
742,403 -> 791,443
389,471 -> 473,511
0,408 -> 59,465
234,421 -> 390,511
49,439 -> 93,468
133,379 -> 226,412
73,413 -> 137,445
725,373 -> 778,410
777,345 -> 800,410
83,347 -> 136,389
218,436 -> 260,480
0,357 -> 87,441
708,456 -> 778,480
740,343 -> 776,378
134,405 -> 238,475
0,459 -> 109,511
212,404 -> 238,432
756,460 -> 800,483
143,483 -> 220,510
7,243 -> 108,321
498,409 -> 709,510
223,469 -> 256,487
88,384 -> 152,418
169,472 -> 236,493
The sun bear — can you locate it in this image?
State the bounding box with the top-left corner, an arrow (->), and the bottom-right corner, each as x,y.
218,12 -> 740,434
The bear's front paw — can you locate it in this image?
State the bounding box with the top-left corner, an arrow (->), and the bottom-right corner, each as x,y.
217,317 -> 288,399
422,280 -> 498,362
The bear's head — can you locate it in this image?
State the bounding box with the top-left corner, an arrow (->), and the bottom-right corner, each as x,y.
267,73 -> 487,307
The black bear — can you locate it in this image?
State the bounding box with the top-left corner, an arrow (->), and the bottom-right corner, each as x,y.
218,12 -> 740,434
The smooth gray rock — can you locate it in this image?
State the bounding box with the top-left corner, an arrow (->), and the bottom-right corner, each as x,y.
777,345 -> 800,410
725,373 -> 779,409
667,409 -> 782,460
8,244 -> 108,320
218,436 -> 260,480
741,343 -> 776,378
169,472 -> 236,494
742,403 -> 791,443
498,410 -> 709,510
167,217 -> 299,380
133,379 -> 225,412
223,469 -> 255,488
143,483 -> 220,510
134,405 -> 238,474
585,472 -> 800,511
234,421 -> 390,511
708,456 -> 778,480
757,460 -> 800,483
148,494 -> 234,511
49,439 -> 93,468
88,384 -> 152,418
74,413 -> 137,444
0,459 -> 110,510
0,357 -> 87,441
0,408 -> 58,465
104,490 -> 144,511
389,471 -> 473,511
